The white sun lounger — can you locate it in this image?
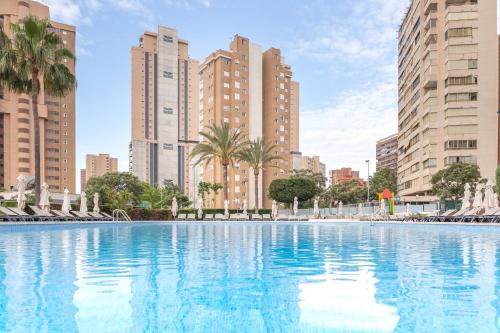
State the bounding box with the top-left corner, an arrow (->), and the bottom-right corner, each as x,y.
0,207 -> 25,221
251,214 -> 262,221
215,214 -> 228,221
262,214 -> 272,221
186,214 -> 196,221
176,213 -> 187,220
204,213 -> 214,221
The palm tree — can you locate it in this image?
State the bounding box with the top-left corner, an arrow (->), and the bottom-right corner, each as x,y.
237,137 -> 282,210
191,123 -> 245,203
0,16 -> 76,202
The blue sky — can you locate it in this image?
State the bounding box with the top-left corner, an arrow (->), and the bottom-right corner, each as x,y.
39,0 -> 500,187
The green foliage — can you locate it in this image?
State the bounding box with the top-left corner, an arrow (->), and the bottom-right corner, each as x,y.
198,181 -> 223,207
431,163 -> 481,200
191,122 -> 246,201
84,172 -> 145,210
268,177 -> 317,204
0,16 -> 76,201
497,165 -> 500,194
369,168 -> 397,199
321,180 -> 366,206
291,170 -> 327,191
141,183 -> 190,209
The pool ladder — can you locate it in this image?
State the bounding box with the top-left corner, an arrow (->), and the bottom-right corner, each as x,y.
112,209 -> 131,222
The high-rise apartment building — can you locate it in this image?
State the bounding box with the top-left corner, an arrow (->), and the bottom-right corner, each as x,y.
198,35 -> 299,209
329,168 -> 364,186
293,155 -> 326,177
0,0 -> 76,192
81,153 -> 118,191
130,25 -> 199,201
376,134 -> 398,173
397,0 -> 498,197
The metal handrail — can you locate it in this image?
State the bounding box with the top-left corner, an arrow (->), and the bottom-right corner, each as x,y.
112,209 -> 131,221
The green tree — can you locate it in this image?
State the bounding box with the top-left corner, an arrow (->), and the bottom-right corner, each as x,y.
321,180 -> 366,207
191,123 -> 245,203
141,183 -> 190,209
84,172 -> 145,210
0,16 -> 76,202
236,137 -> 282,209
369,168 -> 397,199
197,181 -> 223,207
431,164 -> 481,200
268,177 -> 317,207
291,169 -> 327,191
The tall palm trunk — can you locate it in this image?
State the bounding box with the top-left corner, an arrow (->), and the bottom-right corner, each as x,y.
223,163 -> 228,204
254,169 -> 259,211
31,70 -> 41,203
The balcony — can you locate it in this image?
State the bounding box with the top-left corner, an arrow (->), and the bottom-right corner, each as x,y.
424,0 -> 437,16
423,65 -> 438,89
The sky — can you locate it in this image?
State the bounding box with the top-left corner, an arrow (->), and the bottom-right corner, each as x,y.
39,0 -> 500,188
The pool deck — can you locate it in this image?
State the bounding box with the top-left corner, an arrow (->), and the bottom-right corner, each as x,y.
0,219 -> 498,227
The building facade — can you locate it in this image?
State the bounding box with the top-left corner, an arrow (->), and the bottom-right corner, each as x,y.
130,25 -> 199,202
397,0 -> 498,197
293,154 -> 326,177
198,35 -> 299,209
0,0 -> 76,192
329,168 -> 364,186
376,134 -> 398,173
81,153 -> 118,191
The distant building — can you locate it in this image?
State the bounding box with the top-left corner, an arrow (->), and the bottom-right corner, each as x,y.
80,169 -> 86,192
329,168 -> 364,186
81,154 -> 118,192
294,155 -> 326,177
129,25 -> 199,203
376,134 -> 398,173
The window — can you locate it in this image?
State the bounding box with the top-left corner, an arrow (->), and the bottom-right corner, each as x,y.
163,107 -> 173,114
163,35 -> 173,43
235,81 -> 240,89
223,83 -> 230,88
223,117 -> 229,123
163,71 -> 173,79
234,70 -> 239,77
468,59 -> 478,69
223,106 -> 230,112
223,71 -> 230,77
445,92 -> 477,103
445,27 -> 473,40
444,140 -> 477,150
223,58 -> 230,65
163,143 -> 173,150
423,158 -> 437,169
445,156 -> 476,165
224,94 -> 230,100
234,93 -> 240,100
445,76 -> 477,87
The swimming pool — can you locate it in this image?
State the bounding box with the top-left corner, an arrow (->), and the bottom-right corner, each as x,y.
0,222 -> 498,332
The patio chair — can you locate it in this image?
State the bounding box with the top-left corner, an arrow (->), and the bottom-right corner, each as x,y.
251,214 -> 262,221
297,215 -> 309,221
204,213 -> 214,221
186,214 -> 196,221
262,214 -> 272,221
30,206 -> 61,221
476,208 -> 500,223
0,207 -> 25,222
8,207 -> 36,221
176,213 -> 187,221
51,210 -> 76,221
454,207 -> 483,223
88,212 -> 112,221
276,214 -> 288,221
70,211 -> 96,221
101,212 -> 113,219
214,214 -> 228,221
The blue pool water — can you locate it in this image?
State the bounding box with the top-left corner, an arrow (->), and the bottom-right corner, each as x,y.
0,222 -> 499,333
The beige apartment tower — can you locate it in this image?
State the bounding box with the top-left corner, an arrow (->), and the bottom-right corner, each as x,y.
376,134 -> 398,173
198,35 -> 299,209
0,0 -> 76,192
130,25 -> 199,201
397,0 -> 498,197
81,153 -> 118,191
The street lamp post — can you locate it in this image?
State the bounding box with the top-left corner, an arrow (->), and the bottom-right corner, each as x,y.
365,160 -> 370,203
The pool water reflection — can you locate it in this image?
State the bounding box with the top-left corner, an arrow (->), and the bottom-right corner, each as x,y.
0,222 -> 498,332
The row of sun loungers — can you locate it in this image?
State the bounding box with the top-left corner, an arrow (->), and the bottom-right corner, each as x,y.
0,206 -> 113,222
405,207 -> 500,223
175,213 -> 310,221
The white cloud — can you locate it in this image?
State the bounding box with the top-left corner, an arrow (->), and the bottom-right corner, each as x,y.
164,0 -> 212,9
300,80 -> 398,178
40,0 -> 89,25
